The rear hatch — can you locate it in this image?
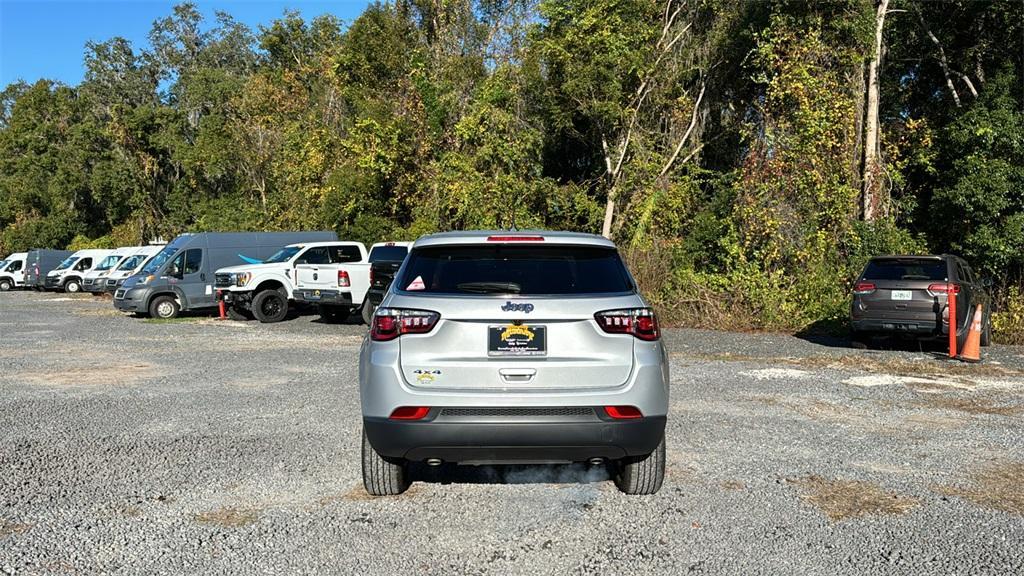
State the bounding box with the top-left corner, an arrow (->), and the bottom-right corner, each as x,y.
855,257 -> 950,321
370,261 -> 402,291
388,241 -> 645,391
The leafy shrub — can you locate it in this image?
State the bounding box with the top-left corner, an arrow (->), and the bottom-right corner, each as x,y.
992,287 -> 1024,345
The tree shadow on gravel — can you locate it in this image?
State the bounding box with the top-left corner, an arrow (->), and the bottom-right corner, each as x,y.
409,462 -> 611,486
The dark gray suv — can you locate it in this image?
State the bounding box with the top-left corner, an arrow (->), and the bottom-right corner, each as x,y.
850,255 -> 991,346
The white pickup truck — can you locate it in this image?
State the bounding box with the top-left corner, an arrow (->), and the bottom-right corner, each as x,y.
216,241 -> 368,323
290,243 -> 380,323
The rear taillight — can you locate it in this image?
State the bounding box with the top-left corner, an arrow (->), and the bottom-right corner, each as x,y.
368,267 -> 374,285
604,406 -> 643,419
927,283 -> 959,297
595,308 -> 660,341
338,270 -> 350,287
370,308 -> 440,341
389,406 -> 430,420
853,281 -> 876,295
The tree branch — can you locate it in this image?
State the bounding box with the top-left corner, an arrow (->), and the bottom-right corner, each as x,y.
659,81 -> 706,177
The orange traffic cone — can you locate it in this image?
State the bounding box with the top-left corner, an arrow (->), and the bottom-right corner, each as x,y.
958,304 -> 983,363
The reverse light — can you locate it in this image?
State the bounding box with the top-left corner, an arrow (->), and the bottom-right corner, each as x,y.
338,270 -> 350,287
370,308 -> 440,341
389,406 -> 430,420
927,283 -> 960,297
595,308 -> 660,341
853,281 -> 876,295
486,235 -> 545,242
604,406 -> 643,419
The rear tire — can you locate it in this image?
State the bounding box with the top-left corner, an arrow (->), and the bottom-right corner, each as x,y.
362,428 -> 409,496
0,278 -> 11,291
361,300 -> 375,325
226,305 -> 252,322
252,289 -> 288,323
148,295 -> 180,319
614,434 -> 665,495
64,278 -> 81,293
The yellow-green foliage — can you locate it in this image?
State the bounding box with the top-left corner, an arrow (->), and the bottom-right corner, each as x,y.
992,288 -> 1024,345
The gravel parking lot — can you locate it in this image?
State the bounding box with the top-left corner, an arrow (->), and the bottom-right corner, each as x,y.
1,291 -> 1022,575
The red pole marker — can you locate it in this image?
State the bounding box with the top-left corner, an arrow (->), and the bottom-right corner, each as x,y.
948,282 -> 957,358
217,289 -> 226,320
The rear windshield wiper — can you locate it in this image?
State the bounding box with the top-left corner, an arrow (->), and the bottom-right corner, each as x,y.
456,281 -> 522,294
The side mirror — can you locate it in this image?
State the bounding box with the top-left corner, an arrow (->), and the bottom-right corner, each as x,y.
169,265 -> 183,279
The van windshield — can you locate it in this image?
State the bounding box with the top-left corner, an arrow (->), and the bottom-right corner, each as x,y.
142,246 -> 178,274
95,255 -> 122,271
116,255 -> 146,271
863,258 -> 947,281
265,246 -> 302,263
396,245 -> 636,295
55,257 -> 79,270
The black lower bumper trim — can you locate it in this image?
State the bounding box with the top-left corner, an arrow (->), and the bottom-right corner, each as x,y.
364,414 -> 666,464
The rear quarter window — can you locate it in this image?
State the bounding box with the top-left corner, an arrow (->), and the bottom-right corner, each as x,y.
396,245 -> 635,295
862,259 -> 947,281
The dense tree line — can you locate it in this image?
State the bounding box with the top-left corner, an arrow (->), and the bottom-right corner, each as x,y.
0,0 -> 1021,332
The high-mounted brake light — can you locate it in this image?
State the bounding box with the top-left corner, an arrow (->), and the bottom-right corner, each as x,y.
389,406 -> 430,420
486,235 -> 545,242
604,406 -> 643,419
338,270 -> 350,287
927,283 -> 959,297
853,281 -> 876,295
595,308 -> 660,341
370,308 -> 441,341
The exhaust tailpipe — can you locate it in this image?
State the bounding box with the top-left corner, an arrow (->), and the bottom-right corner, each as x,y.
426,458 -> 443,467
588,457 -> 605,466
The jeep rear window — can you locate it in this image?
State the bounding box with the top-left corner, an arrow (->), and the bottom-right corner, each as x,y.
862,259 -> 947,281
396,245 -> 635,295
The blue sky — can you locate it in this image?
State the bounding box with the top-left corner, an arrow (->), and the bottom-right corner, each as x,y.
0,1 -> 372,87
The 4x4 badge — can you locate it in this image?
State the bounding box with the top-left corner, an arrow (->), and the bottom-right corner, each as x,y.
501,301 -> 534,313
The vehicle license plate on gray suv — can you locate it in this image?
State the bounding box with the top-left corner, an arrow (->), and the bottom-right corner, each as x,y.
488,324 -> 546,356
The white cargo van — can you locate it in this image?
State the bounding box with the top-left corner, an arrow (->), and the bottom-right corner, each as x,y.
45,249 -> 113,293
82,247 -> 139,294
0,252 -> 28,291
103,245 -> 164,293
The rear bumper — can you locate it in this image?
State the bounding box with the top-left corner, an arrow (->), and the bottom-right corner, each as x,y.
366,288 -> 386,307
364,413 -> 666,464
850,316 -> 940,335
293,289 -> 353,306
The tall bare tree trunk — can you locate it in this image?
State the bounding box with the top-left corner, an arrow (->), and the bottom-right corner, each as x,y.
862,0 -> 888,221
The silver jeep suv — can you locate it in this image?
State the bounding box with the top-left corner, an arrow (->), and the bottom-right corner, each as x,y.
358,231 -> 669,495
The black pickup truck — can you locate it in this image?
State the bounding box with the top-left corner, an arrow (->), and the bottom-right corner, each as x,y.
361,242 -> 411,324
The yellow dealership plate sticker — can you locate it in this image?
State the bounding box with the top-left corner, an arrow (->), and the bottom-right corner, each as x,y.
488,324 -> 546,356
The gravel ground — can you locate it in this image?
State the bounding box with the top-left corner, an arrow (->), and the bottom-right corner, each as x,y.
1,290 -> 1022,575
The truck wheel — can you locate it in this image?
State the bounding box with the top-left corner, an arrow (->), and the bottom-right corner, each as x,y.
361,300 -> 375,325
362,428 -> 409,496
226,305 -> 252,322
252,289 -> 288,323
0,278 -> 11,291
149,295 -> 180,319
614,434 -> 665,495
64,278 -> 81,293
